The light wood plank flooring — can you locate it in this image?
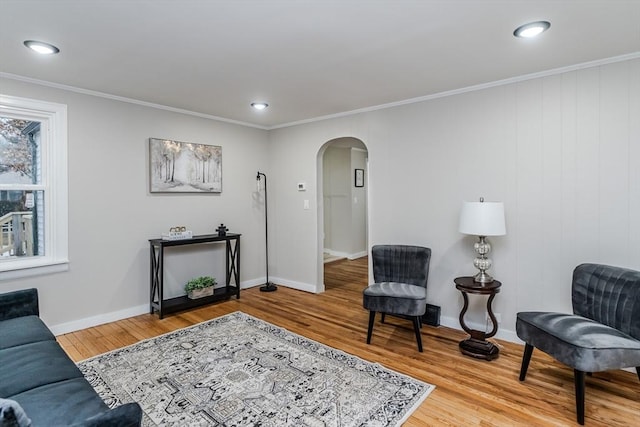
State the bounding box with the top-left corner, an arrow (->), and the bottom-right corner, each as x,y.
59,257 -> 639,426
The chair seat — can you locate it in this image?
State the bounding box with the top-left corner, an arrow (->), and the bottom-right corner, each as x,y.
363,282 -> 427,316
517,312 -> 640,372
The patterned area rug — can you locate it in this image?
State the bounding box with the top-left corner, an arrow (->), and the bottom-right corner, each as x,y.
78,311 -> 434,426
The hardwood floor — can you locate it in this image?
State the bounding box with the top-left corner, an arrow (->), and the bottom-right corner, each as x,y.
59,257 -> 639,426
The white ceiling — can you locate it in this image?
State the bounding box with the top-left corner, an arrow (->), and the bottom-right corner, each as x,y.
1,1 -> 639,129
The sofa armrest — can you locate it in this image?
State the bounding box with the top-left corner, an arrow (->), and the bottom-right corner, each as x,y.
0,288 -> 39,321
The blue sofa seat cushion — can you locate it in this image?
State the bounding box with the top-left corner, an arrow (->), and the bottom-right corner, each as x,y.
10,378 -> 109,426
0,316 -> 55,350
517,311 -> 640,372
363,282 -> 427,316
0,340 -> 84,397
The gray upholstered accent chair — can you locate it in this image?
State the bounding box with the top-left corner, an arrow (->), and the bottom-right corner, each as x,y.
363,245 -> 431,352
516,263 -> 640,425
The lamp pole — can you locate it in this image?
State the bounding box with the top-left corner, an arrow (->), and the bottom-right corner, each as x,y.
257,172 -> 277,292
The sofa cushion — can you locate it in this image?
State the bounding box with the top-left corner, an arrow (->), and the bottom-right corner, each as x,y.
0,398 -> 32,427
0,340 -> 83,397
516,311 -> 640,372
363,282 -> 427,316
0,288 -> 39,322
0,316 -> 55,350
10,378 -> 109,426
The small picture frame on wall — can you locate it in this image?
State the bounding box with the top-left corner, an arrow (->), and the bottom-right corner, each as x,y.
355,168 -> 364,187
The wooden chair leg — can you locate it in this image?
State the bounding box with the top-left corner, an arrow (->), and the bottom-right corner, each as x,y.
519,343 -> 534,381
574,369 -> 585,425
366,311 -> 376,344
412,316 -> 423,352
636,367 -> 639,382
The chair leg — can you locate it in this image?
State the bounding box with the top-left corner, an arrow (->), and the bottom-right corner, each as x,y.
519,343 -> 534,381
574,369 -> 585,425
636,367 -> 639,382
366,311 -> 376,344
412,316 -> 423,352
381,312 -> 386,323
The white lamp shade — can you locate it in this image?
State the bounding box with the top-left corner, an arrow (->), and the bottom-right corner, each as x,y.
459,201 -> 506,236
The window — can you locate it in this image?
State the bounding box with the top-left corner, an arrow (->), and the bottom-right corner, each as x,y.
0,94 -> 68,279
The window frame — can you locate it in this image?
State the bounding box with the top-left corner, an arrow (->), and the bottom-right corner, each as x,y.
0,94 -> 68,279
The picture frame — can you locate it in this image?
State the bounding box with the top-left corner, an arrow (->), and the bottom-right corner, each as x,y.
355,168 -> 364,187
149,138 -> 222,193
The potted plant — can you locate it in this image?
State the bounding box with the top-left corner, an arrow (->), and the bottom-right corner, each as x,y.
184,276 -> 216,299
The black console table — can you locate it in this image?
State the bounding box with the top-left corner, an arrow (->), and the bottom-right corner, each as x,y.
149,233 -> 240,318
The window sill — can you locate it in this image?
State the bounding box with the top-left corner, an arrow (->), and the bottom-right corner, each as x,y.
0,258 -> 69,280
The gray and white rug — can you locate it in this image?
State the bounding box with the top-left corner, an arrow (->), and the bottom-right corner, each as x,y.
78,311 -> 434,426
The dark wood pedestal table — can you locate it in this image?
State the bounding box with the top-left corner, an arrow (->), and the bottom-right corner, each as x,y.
454,276 -> 502,361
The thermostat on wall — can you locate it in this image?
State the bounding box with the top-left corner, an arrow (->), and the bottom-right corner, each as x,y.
297,182 -> 306,191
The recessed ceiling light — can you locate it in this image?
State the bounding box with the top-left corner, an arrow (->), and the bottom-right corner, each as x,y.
513,21 -> 551,38
251,102 -> 269,111
24,40 -> 60,55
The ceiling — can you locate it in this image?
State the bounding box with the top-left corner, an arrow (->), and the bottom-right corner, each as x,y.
1,1 -> 639,129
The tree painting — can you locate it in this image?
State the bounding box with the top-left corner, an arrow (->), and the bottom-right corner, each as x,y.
149,138 -> 221,192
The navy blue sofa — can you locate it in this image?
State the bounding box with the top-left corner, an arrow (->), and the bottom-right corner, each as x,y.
0,288 -> 142,426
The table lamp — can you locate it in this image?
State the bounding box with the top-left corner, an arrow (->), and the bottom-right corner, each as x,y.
459,197 -> 506,283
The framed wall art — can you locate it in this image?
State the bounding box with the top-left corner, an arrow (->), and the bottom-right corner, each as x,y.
355,168 -> 364,187
149,138 -> 222,193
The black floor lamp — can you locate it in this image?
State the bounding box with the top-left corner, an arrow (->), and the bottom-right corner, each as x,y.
256,171 -> 277,292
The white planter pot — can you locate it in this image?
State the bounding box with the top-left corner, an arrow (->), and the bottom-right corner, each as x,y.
187,286 -> 214,299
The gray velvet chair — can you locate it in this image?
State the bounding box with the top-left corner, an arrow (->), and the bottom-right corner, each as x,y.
516,263 -> 640,425
363,245 -> 431,352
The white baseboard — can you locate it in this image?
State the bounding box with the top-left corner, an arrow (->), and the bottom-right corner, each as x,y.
348,251 -> 367,260
324,249 -> 367,260
240,277 -> 266,289
270,276 -> 317,293
50,282 -> 634,375
438,314 -> 521,344
323,249 -> 349,258
50,278 -> 264,336
50,303 -> 149,336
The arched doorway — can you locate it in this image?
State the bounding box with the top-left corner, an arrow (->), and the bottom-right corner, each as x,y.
316,137 -> 368,291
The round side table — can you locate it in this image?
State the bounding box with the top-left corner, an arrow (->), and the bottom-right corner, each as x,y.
454,276 -> 501,361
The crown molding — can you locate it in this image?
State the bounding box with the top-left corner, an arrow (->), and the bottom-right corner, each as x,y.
3,51 -> 638,131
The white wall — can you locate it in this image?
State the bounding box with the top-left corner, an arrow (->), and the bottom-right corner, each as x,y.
0,77 -> 270,333
1,58 -> 638,342
350,148 -> 367,257
268,58 -> 640,342
323,146 -> 351,254
322,145 -> 367,258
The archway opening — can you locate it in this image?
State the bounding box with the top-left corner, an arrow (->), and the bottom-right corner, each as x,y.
316,137 -> 368,292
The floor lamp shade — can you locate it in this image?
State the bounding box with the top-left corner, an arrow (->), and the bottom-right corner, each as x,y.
459,199 -> 506,283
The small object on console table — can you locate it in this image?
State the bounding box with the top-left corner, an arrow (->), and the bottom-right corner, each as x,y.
161,225 -> 192,240
216,223 -> 228,236
454,276 -> 502,361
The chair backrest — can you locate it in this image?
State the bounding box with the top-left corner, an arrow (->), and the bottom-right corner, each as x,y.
572,263 -> 640,340
371,245 -> 431,288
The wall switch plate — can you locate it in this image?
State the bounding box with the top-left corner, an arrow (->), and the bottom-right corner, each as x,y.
303,200 -> 310,210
